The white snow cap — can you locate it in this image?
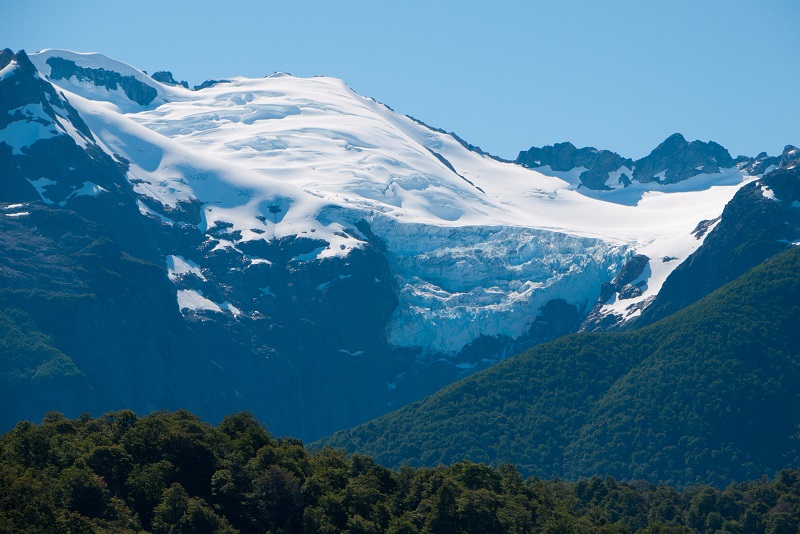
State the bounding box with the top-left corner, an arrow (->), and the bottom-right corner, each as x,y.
30,50 -> 757,352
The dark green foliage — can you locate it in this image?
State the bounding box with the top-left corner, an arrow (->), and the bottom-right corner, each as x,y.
321,247 -> 800,486
4,410 -> 800,533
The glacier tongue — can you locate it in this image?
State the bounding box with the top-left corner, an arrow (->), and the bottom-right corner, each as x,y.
369,217 -> 629,353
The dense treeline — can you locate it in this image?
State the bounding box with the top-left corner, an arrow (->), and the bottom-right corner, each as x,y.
322,247 -> 800,486
2,410 -> 800,533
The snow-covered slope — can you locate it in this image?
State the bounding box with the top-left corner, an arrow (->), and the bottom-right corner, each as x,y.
20,49 -> 759,355
4,46 -> 790,439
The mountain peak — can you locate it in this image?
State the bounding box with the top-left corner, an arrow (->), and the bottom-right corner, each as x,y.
516,133 -> 752,190
782,145 -> 799,167
0,48 -> 14,70
0,47 -> 777,442
11,49 -> 31,65
632,134 -> 733,184
516,142 -> 632,189
661,132 -> 687,145
0,49 -> 37,78
0,47 -> 96,149
151,70 -> 189,89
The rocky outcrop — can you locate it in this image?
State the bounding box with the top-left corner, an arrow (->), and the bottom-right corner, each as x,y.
0,50 -> 103,202
632,133 -> 735,184
406,115 -> 512,163
194,79 -> 229,91
151,70 -> 189,89
580,254 -> 650,331
516,133 -> 761,190
517,142 -> 633,189
46,56 -> 157,106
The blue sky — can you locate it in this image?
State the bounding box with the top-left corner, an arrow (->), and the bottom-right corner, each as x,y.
6,0 -> 798,159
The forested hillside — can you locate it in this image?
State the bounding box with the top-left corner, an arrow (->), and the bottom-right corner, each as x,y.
322,247 -> 800,487
3,410 -> 800,533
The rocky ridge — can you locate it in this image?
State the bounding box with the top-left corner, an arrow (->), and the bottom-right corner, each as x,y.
518,133 -> 794,191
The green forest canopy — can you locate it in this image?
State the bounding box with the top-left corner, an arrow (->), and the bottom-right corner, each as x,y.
2,409 -> 800,533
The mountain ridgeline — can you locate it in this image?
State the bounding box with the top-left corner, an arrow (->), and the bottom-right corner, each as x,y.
516,133 -> 793,190
321,245 -> 800,487
0,45 -> 798,457
636,160 -> 800,326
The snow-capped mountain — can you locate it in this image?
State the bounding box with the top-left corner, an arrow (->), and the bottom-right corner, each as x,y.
0,48 -> 788,439
517,134 -> 782,190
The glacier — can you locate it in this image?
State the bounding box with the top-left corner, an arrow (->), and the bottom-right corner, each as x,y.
2,46 -> 786,440
23,49 -> 756,355
367,218 -> 630,353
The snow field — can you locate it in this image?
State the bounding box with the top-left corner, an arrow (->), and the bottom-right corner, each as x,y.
26,50 -> 756,351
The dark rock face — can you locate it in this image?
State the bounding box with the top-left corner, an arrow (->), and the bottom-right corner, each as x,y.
632,133 -> 735,184
516,133 -> 764,190
0,48 -> 13,69
517,142 -> 633,189
739,152 -> 780,175
781,145 -> 800,166
617,284 -> 643,300
1,50 -> 92,136
636,161 -> 800,327
580,254 -> 650,331
177,231 -> 401,440
615,254 -> 649,286
194,79 -> 229,91
738,146 -> 799,175
0,50 -> 100,203
691,217 -> 721,239
151,70 -> 189,89
46,57 -> 157,106
0,204 -> 205,425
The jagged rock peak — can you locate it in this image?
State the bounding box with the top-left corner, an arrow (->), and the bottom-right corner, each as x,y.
736,145 -> 798,175
194,79 -> 229,91
781,145 -> 799,167
517,133 -> 742,190
632,133 -> 734,185
516,142 -> 632,190
0,47 -> 96,162
151,70 -> 189,89
0,49 -> 37,76
517,142 -> 630,172
0,48 -> 14,70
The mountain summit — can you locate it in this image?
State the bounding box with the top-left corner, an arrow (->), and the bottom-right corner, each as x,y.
516,132 -> 782,191
0,48 -> 792,440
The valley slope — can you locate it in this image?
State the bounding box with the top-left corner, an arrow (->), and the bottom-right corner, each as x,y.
321,244 -> 800,486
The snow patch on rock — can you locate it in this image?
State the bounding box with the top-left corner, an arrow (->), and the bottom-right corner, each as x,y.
177,289 -> 221,313
0,118 -> 58,154
166,255 -> 206,281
